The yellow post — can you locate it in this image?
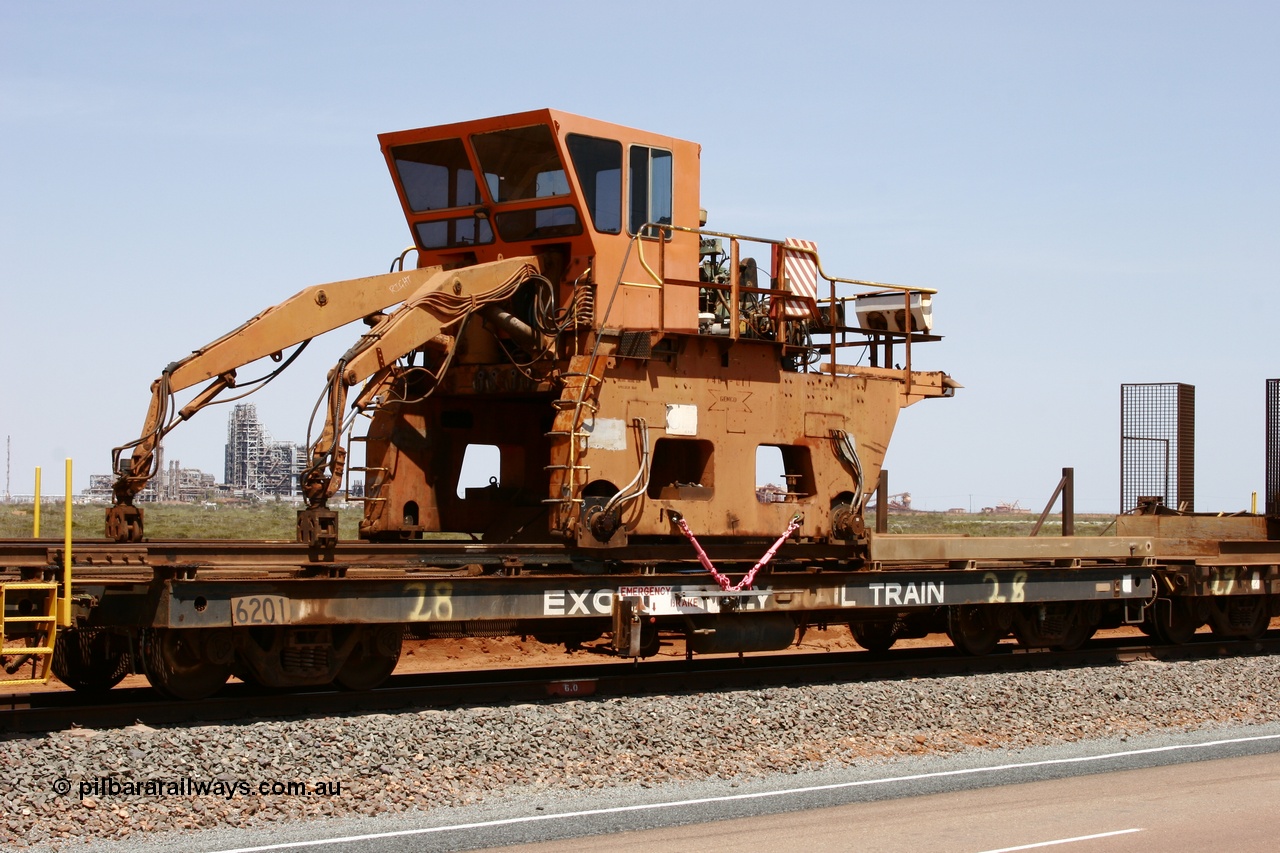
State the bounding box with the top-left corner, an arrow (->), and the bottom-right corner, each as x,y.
1252,491 -> 1258,514
33,466 -> 41,537
62,458 -> 72,626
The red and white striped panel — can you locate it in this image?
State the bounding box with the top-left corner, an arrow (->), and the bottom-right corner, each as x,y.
781,237 -> 818,318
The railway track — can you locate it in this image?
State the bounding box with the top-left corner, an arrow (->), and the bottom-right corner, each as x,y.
5,633 -> 1277,735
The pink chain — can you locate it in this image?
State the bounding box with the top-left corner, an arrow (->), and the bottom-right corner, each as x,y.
672,513 -> 802,591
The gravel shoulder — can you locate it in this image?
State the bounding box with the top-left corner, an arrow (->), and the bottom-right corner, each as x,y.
5,654 -> 1279,852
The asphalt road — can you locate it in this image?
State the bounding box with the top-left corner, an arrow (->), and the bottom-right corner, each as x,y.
470,749 -> 1280,853
159,723 -> 1280,853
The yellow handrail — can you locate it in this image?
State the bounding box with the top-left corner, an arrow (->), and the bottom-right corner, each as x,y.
62,458 -> 72,627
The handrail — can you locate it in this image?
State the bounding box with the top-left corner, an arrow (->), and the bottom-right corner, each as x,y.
627,223 -> 933,390
634,224 -> 935,296
62,458 -> 72,627
651,224 -> 938,295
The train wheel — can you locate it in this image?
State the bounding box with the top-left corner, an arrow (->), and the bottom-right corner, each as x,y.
1052,611 -> 1096,652
51,628 -> 130,693
947,605 -> 1004,656
1208,595 -> 1269,641
139,628 -> 231,701
231,665 -> 269,689
334,625 -> 403,691
1012,603 -> 1090,650
851,620 -> 899,653
1153,598 -> 1201,645
636,620 -> 661,657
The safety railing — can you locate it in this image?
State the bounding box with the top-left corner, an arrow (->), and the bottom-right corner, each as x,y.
631,224 -> 938,383
2,460 -> 74,686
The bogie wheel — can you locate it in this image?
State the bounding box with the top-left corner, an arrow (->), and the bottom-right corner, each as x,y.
636,620 -> 661,658
1208,595 -> 1270,641
851,620 -> 899,653
947,605 -> 1005,656
1012,603 -> 1090,650
334,625 -> 404,691
1153,597 -> 1202,645
1052,614 -> 1096,652
231,665 -> 269,689
139,628 -> 231,701
51,628 -> 130,693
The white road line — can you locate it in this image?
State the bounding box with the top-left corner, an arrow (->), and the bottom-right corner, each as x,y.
208,732 -> 1280,853
977,827 -> 1144,853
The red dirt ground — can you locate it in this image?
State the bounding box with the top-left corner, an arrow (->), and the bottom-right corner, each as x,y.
3,623 -> 1204,696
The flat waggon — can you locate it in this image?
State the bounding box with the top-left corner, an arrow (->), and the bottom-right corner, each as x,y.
2,111 -> 1275,700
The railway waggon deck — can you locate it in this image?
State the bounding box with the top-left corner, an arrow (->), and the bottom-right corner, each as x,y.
5,518 -> 1280,700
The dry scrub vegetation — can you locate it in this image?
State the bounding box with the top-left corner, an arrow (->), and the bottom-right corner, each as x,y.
0,502 -> 365,540
1,502 -> 1115,540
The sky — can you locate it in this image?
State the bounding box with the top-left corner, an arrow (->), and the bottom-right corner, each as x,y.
2,1 -> 1277,514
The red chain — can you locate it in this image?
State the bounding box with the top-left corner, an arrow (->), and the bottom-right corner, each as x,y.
672,513 -> 802,591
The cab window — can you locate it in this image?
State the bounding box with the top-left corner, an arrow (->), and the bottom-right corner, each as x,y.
566,134 -> 622,234
628,146 -> 672,238
416,216 -> 494,249
391,138 -> 481,212
471,125 -> 569,203
493,206 -> 581,242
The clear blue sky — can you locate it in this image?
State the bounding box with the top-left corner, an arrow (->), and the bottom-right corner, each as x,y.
2,2 -> 1277,513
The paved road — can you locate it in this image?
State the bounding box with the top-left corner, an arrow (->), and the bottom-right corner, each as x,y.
143,725 -> 1280,853
471,750 -> 1280,853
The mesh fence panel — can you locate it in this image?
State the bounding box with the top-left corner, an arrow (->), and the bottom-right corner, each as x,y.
1267,379 -> 1280,516
1120,383 -> 1194,513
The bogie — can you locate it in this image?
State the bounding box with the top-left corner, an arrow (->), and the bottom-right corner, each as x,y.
1207,595 -> 1270,641
1011,604 -> 1097,651
334,626 -> 404,691
947,605 -> 1010,657
1147,597 -> 1204,645
139,628 -> 232,702
850,620 -> 900,653
232,625 -> 404,691
51,628 -> 130,694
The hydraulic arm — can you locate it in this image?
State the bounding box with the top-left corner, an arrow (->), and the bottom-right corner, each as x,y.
107,264 -> 448,542
296,256 -> 542,545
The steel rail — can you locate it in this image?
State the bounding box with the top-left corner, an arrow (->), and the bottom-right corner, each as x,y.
0,536 -> 1171,580
0,538 -> 860,572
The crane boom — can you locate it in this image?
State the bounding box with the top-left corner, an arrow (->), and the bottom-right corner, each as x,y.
296,257 -> 542,544
107,264 -> 446,542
